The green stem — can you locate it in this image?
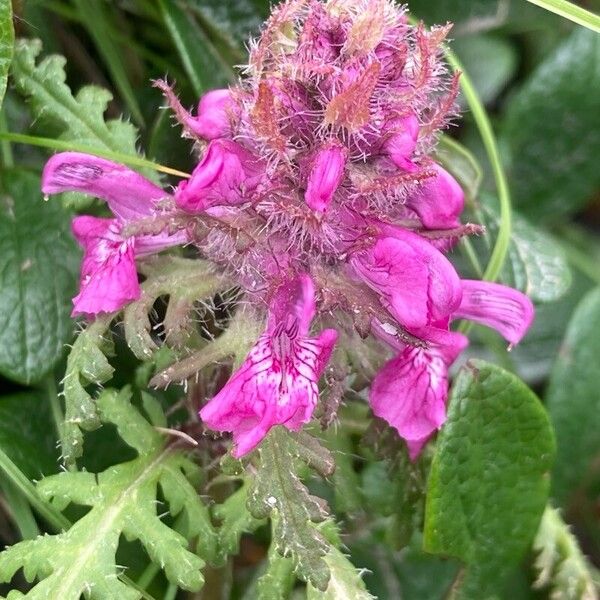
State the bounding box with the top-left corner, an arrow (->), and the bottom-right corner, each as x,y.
0,478 -> 39,540
444,47 -> 512,283
46,376 -> 64,442
0,132 -> 190,178
0,447 -> 69,531
525,0 -> 600,32
0,111 -> 14,168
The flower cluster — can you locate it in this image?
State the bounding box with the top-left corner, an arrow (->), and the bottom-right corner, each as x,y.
42,0 -> 533,459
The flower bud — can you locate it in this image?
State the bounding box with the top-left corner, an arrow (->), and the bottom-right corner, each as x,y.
304,144 -> 346,213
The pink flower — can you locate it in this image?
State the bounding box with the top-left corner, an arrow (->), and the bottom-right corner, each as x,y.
154,80 -> 239,139
406,163 -> 464,229
370,281 -> 535,459
70,216 -> 140,317
200,275 -> 338,457
370,326 -> 468,460
454,279 -> 535,345
304,144 -> 346,213
42,152 -> 186,316
350,227 -> 462,329
383,114 -> 419,171
175,140 -> 262,212
42,152 -> 169,221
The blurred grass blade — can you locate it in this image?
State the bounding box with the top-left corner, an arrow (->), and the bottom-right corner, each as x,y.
73,0 -> 145,126
0,131 -> 190,178
0,0 -> 13,107
157,0 -> 234,97
526,0 -> 600,33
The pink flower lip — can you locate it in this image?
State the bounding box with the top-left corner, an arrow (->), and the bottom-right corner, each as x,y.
199,274 -> 337,457
70,216 -> 140,317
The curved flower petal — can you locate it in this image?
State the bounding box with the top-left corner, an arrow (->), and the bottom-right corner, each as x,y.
384,114 -> 419,171
42,152 -> 169,221
175,140 -> 262,212
350,227 -> 462,329
453,280 -> 535,345
406,163 -> 464,229
200,275 -> 338,456
370,327 -> 467,459
305,144 -> 346,213
71,216 -> 140,317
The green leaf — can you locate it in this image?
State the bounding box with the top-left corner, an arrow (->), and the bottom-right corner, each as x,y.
533,506 -> 597,599
504,29 -> 600,221
61,316 -> 114,466
247,428 -> 335,591
72,0 -> 145,127
10,38 -> 158,208
482,205 -> 572,303
0,0 -> 13,108
0,387 -> 216,599
0,169 -> 79,385
0,393 -> 58,479
424,361 -> 555,597
157,0 -> 233,98
546,287 -> 600,504
453,35 -> 517,106
306,547 -> 374,600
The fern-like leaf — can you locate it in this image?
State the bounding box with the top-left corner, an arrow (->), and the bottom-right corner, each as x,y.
247,427 -> 335,591
0,388 -> 217,599
61,316 -> 114,465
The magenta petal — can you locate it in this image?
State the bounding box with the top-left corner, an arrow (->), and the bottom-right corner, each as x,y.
454,280 -> 535,345
384,114 -> 419,171
200,274 -> 338,457
175,140 -> 262,212
71,216 -> 140,317
190,89 -> 238,139
304,144 -> 346,213
406,163 -> 464,229
42,152 -> 169,221
370,347 -> 449,442
350,227 -> 462,328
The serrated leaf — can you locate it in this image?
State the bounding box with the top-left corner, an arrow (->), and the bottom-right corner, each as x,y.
0,0 -> 13,107
0,393 -> 58,479
0,169 -> 79,385
546,287 -> 600,504
306,547 -> 374,600
483,206 -> 572,303
247,427 -> 333,591
10,38 -> 157,209
424,361 -> 555,598
504,29 -> 600,221
0,387 -> 216,599
60,316 -> 114,466
212,480 -> 264,565
533,506 -> 597,600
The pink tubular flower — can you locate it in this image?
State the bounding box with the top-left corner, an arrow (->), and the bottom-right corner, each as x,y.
383,114 -> 419,171
350,227 -> 462,329
406,163 -> 464,229
42,152 -> 186,316
200,275 -> 338,457
304,144 -> 347,213
175,140 -> 262,212
42,152 -> 169,221
70,217 -> 140,317
370,326 -> 468,460
454,279 -> 535,345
